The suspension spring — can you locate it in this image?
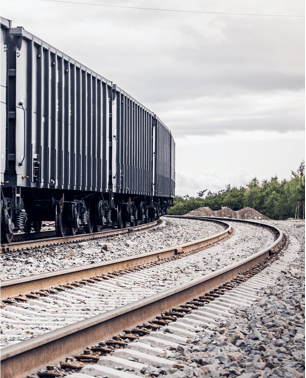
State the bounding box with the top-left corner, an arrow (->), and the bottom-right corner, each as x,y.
81,209 -> 89,226
14,210 -> 26,231
106,210 -> 112,223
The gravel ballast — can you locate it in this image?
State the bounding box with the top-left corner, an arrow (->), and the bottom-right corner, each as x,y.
0,218 -> 223,281
139,220 -> 305,378
1,220 -> 274,347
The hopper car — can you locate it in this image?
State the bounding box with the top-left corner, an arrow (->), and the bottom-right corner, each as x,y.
0,17 -> 175,242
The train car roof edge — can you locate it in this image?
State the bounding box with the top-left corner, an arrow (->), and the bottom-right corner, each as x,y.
0,16 -> 12,29
9,25 -> 112,86
113,84 -> 155,116
114,84 -> 172,135
4,16 -> 174,138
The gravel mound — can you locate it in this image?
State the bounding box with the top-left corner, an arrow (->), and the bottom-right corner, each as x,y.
187,207 -> 270,220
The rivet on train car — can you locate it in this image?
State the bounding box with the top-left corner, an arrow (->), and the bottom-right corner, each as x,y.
66,69 -> 68,72
37,54 -> 41,58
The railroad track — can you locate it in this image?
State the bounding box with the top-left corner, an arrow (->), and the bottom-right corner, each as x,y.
1,218 -> 231,301
1,220 -> 163,254
0,217 -> 285,378
60,250 -> 291,378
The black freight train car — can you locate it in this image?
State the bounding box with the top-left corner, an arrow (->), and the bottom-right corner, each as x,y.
0,17 -> 175,242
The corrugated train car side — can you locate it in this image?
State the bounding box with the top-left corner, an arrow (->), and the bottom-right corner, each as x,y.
5,25 -> 112,192
1,19 -> 10,191
0,17 -> 175,242
112,85 -> 154,197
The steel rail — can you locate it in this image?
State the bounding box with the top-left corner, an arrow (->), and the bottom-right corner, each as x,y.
1,219 -> 162,253
0,218 -> 284,378
12,230 -> 57,242
1,219 -> 231,300
169,215 -> 279,231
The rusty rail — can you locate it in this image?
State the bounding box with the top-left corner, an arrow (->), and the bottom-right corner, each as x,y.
1,217 -> 284,378
1,218 -> 231,300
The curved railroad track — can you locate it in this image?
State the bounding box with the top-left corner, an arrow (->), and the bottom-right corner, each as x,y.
0,216 -> 286,378
1,218 -> 231,301
1,220 -> 164,254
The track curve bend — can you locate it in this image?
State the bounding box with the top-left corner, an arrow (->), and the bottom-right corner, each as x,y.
0,217 -> 285,378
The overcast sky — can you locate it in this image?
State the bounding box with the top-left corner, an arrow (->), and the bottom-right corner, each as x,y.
3,0 -> 305,196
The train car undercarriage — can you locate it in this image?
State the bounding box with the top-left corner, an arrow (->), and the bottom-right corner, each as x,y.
1,186 -> 172,243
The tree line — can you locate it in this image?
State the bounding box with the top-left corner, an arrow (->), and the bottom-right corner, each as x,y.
169,162 -> 305,220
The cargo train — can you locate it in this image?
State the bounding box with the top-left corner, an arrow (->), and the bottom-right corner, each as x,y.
0,17 -> 175,243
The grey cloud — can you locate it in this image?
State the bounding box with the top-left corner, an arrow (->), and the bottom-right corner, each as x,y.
169,116 -> 304,138
3,0 -> 304,198
4,0 -> 304,140
125,71 -> 304,105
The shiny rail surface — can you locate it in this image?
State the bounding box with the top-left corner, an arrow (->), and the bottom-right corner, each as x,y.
0,217 -> 285,378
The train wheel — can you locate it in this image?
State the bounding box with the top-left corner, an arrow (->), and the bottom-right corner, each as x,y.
33,220 -> 42,233
68,224 -> 78,236
144,208 -> 149,223
24,219 -> 32,234
3,232 -> 14,243
85,200 -> 94,234
94,200 -> 104,232
156,207 -> 160,219
121,215 -> 127,228
85,219 -> 94,233
139,202 -> 145,224
55,203 -> 67,237
116,210 -> 123,229
94,224 -> 103,232
120,205 -> 128,228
